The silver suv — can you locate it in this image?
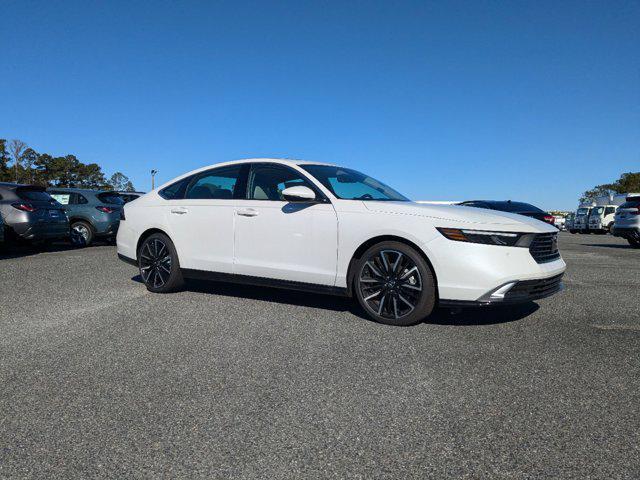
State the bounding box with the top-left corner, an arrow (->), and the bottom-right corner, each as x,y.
612,194 -> 640,248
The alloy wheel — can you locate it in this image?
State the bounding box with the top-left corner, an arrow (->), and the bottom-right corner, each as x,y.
140,238 -> 172,288
358,249 -> 423,320
72,224 -> 90,242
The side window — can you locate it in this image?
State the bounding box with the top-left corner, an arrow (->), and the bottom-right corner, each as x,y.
185,165 -> 243,200
50,192 -> 71,205
605,207 -> 616,215
159,176 -> 192,200
77,194 -> 88,204
247,164 -> 313,201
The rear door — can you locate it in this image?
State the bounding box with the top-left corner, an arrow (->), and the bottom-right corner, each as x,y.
233,163 -> 338,286
165,164 -> 247,273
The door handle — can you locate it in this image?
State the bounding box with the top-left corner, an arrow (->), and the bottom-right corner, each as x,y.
171,208 -> 188,215
236,208 -> 259,217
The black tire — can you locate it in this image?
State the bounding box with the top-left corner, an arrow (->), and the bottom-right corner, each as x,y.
353,241 -> 436,326
138,233 -> 184,293
628,238 -> 640,249
569,229 -> 577,234
607,223 -> 614,235
71,221 -> 94,246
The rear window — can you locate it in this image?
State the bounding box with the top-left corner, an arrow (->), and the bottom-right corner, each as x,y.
16,187 -> 53,202
96,192 -> 125,205
619,200 -> 640,209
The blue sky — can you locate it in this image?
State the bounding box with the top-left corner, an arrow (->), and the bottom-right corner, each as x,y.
2,0 -> 638,210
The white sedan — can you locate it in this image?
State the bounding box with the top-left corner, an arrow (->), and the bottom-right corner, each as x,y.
117,159 -> 566,326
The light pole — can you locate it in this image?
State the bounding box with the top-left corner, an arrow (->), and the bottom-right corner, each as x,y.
151,169 -> 158,190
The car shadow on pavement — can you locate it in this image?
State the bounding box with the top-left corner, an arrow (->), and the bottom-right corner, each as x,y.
132,275 -> 539,326
0,242 -> 77,260
428,302 -> 540,326
132,275 -> 359,314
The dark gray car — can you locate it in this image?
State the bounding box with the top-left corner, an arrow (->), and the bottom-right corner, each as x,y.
47,188 -> 124,246
0,182 -> 69,243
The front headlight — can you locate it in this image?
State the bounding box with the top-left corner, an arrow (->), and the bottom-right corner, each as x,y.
436,227 -> 526,247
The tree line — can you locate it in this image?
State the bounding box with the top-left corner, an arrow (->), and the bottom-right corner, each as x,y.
580,172 -> 640,204
0,138 -> 136,191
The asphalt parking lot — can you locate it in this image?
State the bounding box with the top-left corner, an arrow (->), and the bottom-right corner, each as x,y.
1,233 -> 639,479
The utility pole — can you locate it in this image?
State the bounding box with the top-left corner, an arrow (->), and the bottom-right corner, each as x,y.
151,169 -> 158,190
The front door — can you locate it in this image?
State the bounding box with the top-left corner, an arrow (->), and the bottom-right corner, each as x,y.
233,163 -> 338,286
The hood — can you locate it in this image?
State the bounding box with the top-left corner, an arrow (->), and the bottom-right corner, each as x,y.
363,201 -> 557,233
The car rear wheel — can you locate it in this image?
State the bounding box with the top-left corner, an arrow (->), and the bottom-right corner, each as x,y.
138,233 -> 184,293
71,221 -> 93,246
354,241 -> 436,326
628,238 -> 640,249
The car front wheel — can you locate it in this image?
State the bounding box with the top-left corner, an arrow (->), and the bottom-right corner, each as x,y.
138,233 -> 184,293
354,241 -> 436,326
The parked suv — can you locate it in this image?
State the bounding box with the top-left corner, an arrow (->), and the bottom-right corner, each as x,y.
0,183 -> 69,243
48,188 -> 124,246
612,194 -> 640,248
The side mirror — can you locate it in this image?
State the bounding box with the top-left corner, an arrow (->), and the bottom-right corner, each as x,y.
282,186 -> 317,203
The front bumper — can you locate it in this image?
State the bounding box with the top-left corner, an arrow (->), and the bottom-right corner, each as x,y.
440,273 -> 564,307
612,226 -> 640,240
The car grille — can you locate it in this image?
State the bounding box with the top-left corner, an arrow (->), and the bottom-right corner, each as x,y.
529,232 -> 560,264
504,273 -> 564,302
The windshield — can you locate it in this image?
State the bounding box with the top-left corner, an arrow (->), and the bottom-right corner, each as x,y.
577,208 -> 590,215
590,207 -> 604,216
301,165 -> 409,201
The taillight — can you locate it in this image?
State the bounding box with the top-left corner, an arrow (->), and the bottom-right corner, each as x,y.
544,215 -> 555,224
96,206 -> 114,214
12,203 -> 36,212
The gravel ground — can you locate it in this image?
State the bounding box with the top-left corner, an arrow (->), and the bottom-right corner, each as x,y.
1,233 -> 639,479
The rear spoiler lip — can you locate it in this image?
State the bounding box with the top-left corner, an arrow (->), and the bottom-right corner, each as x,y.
15,184 -> 47,192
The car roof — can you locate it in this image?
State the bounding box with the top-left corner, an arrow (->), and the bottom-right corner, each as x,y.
201,158 -> 336,169
47,187 -> 114,194
156,158 -> 338,191
0,182 -> 42,188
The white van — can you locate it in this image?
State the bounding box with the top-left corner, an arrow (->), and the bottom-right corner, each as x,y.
587,194 -> 628,234
572,206 -> 592,233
